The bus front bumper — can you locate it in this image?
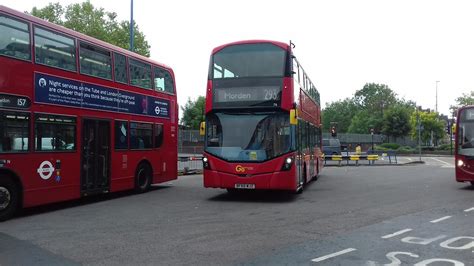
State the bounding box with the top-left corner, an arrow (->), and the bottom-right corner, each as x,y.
203,170 -> 297,191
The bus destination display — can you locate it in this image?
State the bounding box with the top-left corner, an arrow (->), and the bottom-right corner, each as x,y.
213,86 -> 281,107
0,93 -> 31,109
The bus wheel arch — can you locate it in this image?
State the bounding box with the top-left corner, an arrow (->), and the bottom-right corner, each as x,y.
303,163 -> 308,185
296,163 -> 307,194
314,159 -> 319,180
0,169 -> 22,221
134,160 -> 153,193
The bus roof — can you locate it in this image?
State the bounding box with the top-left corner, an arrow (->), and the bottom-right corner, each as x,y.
211,40 -> 290,54
0,5 -> 172,71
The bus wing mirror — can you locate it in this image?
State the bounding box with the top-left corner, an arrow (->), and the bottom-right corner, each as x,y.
199,122 -> 206,136
452,124 -> 456,134
290,109 -> 298,125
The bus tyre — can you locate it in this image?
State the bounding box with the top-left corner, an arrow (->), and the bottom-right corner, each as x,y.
134,164 -> 152,193
0,177 -> 19,222
471,181 -> 474,186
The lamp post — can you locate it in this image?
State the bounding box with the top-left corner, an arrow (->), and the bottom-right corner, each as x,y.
129,0 -> 134,52
370,128 -> 374,152
435,81 -> 440,113
416,107 -> 422,161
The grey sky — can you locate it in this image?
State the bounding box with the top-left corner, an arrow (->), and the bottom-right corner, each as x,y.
5,0 -> 474,116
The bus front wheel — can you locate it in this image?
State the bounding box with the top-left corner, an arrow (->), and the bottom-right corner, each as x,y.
134,163 -> 152,193
0,176 -> 19,221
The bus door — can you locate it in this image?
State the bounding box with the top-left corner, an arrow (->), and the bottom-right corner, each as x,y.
81,119 -> 110,195
296,122 -> 303,186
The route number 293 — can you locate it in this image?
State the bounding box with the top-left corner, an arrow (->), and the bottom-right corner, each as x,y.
264,89 -> 279,101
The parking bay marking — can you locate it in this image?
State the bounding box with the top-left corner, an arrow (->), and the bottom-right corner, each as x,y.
464,207 -> 474,212
429,157 -> 453,167
311,248 -> 357,263
430,216 -> 452,223
382,229 -> 413,239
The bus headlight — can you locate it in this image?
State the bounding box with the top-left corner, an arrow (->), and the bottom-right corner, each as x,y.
457,159 -> 464,167
202,157 -> 210,169
281,157 -> 293,171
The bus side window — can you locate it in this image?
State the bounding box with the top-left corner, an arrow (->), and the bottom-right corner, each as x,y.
34,27 -> 76,72
114,121 -> 128,150
35,114 -> 76,152
114,53 -> 128,84
0,14 -> 31,61
79,42 -> 112,80
129,59 -> 152,89
154,67 -> 175,94
0,112 -> 29,153
154,124 -> 164,148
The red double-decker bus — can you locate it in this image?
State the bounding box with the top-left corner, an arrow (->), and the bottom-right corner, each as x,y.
455,105 -> 474,185
202,40 -> 322,193
0,5 -> 178,220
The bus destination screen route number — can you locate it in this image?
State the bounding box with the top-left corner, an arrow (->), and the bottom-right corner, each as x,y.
214,86 -> 281,107
34,73 -> 170,118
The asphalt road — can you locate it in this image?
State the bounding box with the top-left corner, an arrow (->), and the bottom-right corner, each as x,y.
1,156 -> 473,265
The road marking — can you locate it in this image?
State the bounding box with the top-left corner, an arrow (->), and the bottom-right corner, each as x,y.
430,216 -> 452,223
311,248 -> 357,262
429,157 -> 453,167
464,207 -> 474,212
381,229 -> 413,239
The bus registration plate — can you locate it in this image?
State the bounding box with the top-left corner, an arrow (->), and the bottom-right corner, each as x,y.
235,184 -> 255,189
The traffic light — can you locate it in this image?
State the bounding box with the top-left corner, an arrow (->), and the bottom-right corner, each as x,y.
330,126 -> 337,137
445,122 -> 451,135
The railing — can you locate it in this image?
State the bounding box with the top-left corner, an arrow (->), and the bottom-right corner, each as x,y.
324,150 -> 398,166
178,154 -> 203,175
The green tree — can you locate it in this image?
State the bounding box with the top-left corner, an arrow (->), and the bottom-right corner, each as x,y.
382,105 -> 412,142
410,111 -> 445,145
351,83 -> 398,133
449,91 -> 474,117
180,96 -> 205,129
347,110 -> 383,134
354,83 -> 398,116
322,98 -> 357,133
29,1 -> 150,57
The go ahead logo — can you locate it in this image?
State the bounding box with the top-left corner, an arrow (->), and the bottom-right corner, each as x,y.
235,165 -> 254,173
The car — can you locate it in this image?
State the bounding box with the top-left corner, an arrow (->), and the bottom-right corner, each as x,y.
322,138 -> 341,155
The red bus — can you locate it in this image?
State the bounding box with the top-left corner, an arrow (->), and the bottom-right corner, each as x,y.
455,105 -> 474,185
202,40 -> 323,193
0,5 -> 178,220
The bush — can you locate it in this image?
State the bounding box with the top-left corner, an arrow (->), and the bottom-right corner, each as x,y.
374,145 -> 390,151
397,146 -> 415,153
436,144 -> 451,151
379,143 -> 401,150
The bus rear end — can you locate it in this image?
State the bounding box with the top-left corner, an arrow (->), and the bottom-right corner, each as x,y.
203,40 -> 300,192
455,106 -> 474,185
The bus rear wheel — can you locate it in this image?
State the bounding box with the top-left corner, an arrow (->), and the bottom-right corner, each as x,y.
0,177 -> 19,221
471,181 -> 474,186
134,163 -> 152,193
